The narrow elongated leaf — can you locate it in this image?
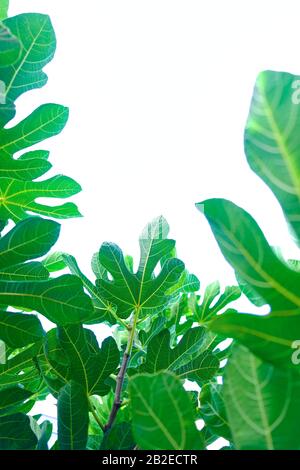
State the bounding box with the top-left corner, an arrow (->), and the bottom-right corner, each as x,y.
58,380 -> 89,450
140,327 -> 219,383
0,275 -> 94,325
0,311 -> 44,348
245,70 -> 300,245
210,308 -> 300,371
0,413 -> 37,449
224,344 -> 300,449
0,13 -> 56,124
198,198 -> 300,309
129,372 -> 203,450
96,217 -> 185,319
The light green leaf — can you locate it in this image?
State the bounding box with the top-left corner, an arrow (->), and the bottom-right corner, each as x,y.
0,413 -> 37,449
58,380 -> 89,450
96,216 -> 185,319
42,251 -> 66,273
198,198 -> 300,310
195,280 -> 241,323
245,70 -> 300,245
129,372 -> 203,450
224,344 -> 300,449
0,13 -> 56,124
0,1 -> 9,21
200,382 -> 231,440
0,311 -> 44,348
209,308 -> 300,372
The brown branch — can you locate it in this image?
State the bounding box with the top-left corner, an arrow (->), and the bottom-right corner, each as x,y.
104,351 -> 130,432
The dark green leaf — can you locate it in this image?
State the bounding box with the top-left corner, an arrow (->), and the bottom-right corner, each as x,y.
58,380 -> 89,450
0,311 -> 44,348
0,413 -> 37,449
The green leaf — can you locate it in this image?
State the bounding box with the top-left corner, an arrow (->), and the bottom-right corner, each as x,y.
0,21 -> 21,64
0,311 -> 44,348
0,262 -> 49,281
209,308 -> 300,371
58,380 -> 89,450
0,217 -> 60,269
57,325 -> 120,395
245,70 -> 300,245
96,216 -> 185,319
197,198 -> 300,310
0,150 -> 51,181
140,327 -> 219,383
0,342 -> 42,389
0,1 -> 9,21
129,371 -> 203,450
224,344 -> 300,449
42,251 -> 66,273
195,280 -> 241,323
0,104 -> 68,156
0,13 -> 56,124
0,413 -> 37,449
63,253 -> 114,324
0,385 -> 32,417
100,422 -> 135,450
200,382 -> 231,440
0,275 -> 93,325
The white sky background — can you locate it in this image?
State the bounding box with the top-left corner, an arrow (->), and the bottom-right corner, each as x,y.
8,1 -> 300,307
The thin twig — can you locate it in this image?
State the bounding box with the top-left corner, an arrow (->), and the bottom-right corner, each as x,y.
88,397 -> 105,432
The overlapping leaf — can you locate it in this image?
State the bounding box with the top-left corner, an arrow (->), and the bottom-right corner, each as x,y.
0,13 -> 56,124
0,311 -> 44,348
245,70 -> 300,246
129,372 -> 203,450
96,216 -> 185,319
140,327 -> 219,383
58,380 -> 89,450
224,344 -> 300,449
195,281 -> 241,323
210,308 -> 300,372
200,382 -> 231,440
198,198 -> 300,310
0,413 -> 37,449
47,325 -> 120,396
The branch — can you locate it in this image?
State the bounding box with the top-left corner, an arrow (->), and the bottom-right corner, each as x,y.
104,308 -> 139,433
